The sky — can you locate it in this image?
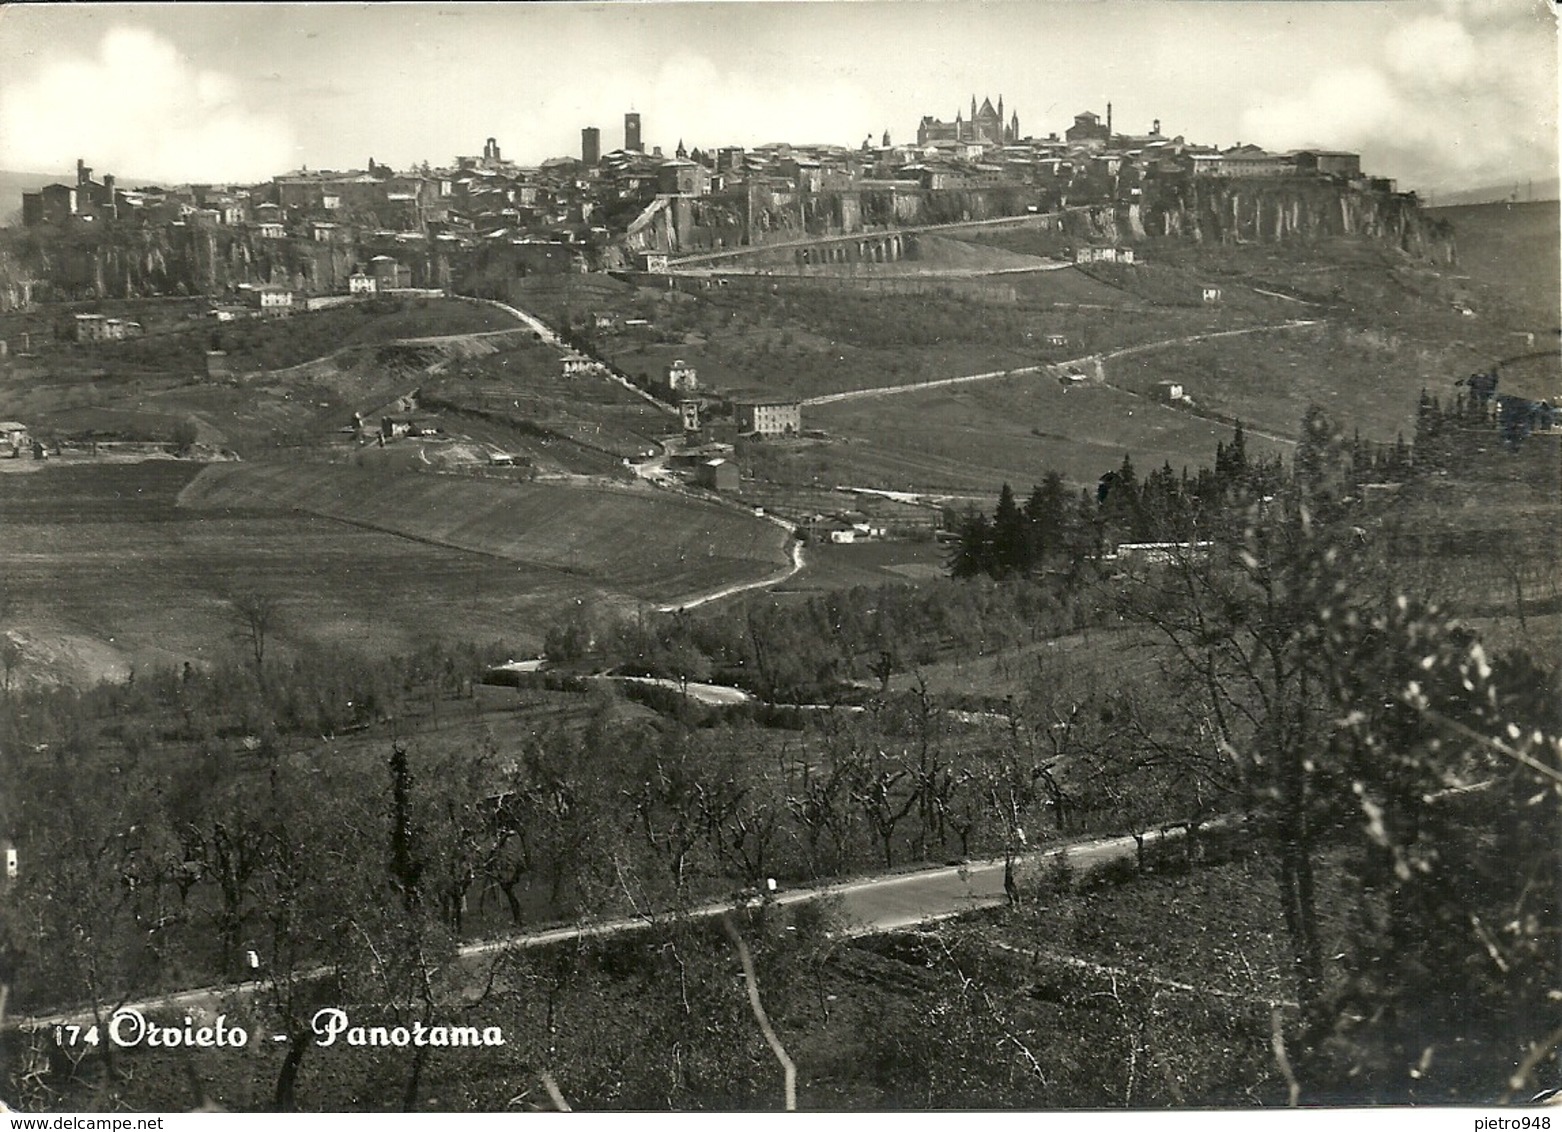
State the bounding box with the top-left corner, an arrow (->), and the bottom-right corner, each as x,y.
0,0 -> 1556,198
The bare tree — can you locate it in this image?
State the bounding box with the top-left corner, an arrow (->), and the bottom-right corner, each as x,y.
229,591 -> 281,676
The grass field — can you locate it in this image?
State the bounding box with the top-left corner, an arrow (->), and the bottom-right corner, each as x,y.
777,538 -> 948,595
806,372 -> 1291,492
0,462 -> 616,685
178,461 -> 793,604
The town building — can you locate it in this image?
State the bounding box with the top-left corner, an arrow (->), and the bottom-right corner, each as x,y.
1294,150 -> 1363,179
349,271 -> 377,295
917,95 -> 1019,148
22,159 -> 121,226
1065,107 -> 1112,147
657,159 -> 709,197
1220,145 -> 1298,178
370,256 -> 412,290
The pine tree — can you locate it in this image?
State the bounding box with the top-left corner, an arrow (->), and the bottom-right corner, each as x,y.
991,482 -> 1030,577
947,508 -> 995,579
1023,470 -> 1069,568
1100,453 -> 1141,540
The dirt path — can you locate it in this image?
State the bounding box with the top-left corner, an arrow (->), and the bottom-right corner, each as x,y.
655,518 -> 805,612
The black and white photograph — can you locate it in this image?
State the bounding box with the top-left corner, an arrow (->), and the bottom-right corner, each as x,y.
0,0 -> 1558,1115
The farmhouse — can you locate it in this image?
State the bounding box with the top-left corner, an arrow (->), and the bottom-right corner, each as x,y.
244,285 -> 294,315
1200,285 -> 1222,303
731,394 -> 801,438
0,421 -> 29,456
561,353 -> 599,377
381,415 -> 440,440
1072,245 -> 1136,265
74,314 -> 143,342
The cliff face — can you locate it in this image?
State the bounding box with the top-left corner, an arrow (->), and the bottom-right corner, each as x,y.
1078,180 -> 1457,265
0,224 -> 458,302
0,179 -> 1457,297
619,179 -> 1457,266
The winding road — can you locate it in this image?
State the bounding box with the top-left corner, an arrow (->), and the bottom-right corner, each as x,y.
8,825 -> 1198,1033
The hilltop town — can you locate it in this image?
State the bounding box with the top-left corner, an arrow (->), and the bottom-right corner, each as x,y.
0,81 -> 1558,1116
5,100 -> 1404,304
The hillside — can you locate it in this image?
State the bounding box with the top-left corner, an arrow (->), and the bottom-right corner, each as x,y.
1427,200 -> 1561,333
178,462 -> 793,604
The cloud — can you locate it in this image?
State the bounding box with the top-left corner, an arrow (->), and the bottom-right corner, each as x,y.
1239,0 -> 1556,194
0,27 -> 296,182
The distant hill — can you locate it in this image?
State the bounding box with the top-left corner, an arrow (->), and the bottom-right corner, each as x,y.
0,169 -> 58,223
0,168 -> 158,227
1428,200 -> 1561,334
1428,178 -> 1560,208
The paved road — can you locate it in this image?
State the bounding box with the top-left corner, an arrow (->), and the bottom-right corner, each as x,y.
802,320 -> 1320,408
9,825 -> 1189,1032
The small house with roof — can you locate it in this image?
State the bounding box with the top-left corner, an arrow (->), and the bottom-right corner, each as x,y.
1,421 -> 29,456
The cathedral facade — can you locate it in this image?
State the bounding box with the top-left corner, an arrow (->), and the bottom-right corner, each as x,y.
917,95 -> 1019,148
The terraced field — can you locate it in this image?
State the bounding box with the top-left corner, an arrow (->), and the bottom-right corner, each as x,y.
0,462 -> 607,685
179,462 -> 793,604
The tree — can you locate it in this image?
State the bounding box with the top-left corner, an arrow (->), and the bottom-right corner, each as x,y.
1115,416 -> 1562,1100
991,483 -> 1030,577
388,743 -> 426,913
170,416 -> 200,454
1023,471 -> 1070,569
229,590 -> 281,677
947,508 -> 994,579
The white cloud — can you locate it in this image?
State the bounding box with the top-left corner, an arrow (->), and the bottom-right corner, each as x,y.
1386,17 -> 1478,86
0,27 -> 296,182
1238,1 -> 1556,194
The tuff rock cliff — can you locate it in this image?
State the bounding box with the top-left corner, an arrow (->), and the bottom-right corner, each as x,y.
0,224 -> 457,304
